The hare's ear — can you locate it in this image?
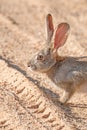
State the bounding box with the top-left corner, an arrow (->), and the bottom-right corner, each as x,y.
54,23 -> 70,49
46,14 -> 54,46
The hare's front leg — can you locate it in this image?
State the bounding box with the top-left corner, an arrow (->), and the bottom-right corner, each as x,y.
60,85 -> 75,104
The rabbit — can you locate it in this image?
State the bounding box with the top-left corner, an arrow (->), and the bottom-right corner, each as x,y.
28,14 -> 87,104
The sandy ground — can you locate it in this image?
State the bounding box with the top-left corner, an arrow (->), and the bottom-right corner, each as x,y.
0,0 -> 87,130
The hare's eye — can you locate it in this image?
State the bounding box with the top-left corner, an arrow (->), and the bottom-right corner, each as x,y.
37,54 -> 44,61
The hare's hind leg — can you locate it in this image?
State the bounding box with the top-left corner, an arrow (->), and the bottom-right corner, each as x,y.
60,85 -> 75,104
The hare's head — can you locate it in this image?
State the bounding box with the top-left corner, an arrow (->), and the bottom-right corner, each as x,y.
28,14 -> 70,72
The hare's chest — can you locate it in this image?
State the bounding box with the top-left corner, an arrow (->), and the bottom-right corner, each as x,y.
53,64 -> 71,84
54,70 -> 66,84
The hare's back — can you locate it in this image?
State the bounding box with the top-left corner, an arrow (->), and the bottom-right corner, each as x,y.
54,57 -> 87,84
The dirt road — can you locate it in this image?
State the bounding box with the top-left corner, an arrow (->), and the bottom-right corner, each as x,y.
0,0 -> 87,130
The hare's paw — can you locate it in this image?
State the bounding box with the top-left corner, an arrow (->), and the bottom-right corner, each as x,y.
60,91 -> 70,104
60,96 -> 68,104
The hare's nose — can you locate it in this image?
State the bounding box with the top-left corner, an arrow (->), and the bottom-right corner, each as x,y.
27,62 -> 31,67
27,61 -> 36,70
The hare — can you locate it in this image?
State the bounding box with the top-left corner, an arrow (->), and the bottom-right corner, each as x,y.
28,14 -> 87,104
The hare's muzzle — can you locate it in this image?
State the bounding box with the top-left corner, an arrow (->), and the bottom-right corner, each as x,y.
27,61 -> 31,67
27,61 -> 37,71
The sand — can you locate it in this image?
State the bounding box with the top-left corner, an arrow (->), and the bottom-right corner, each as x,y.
0,0 -> 87,130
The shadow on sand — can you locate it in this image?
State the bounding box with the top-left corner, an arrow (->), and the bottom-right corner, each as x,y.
0,55 -> 87,130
